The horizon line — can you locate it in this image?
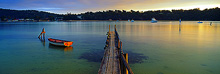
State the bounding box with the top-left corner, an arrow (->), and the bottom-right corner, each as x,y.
1,7 -> 219,15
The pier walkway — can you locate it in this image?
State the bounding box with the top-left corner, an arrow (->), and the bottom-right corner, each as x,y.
98,25 -> 134,74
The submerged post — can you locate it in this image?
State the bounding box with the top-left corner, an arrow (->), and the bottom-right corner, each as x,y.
38,28 -> 46,41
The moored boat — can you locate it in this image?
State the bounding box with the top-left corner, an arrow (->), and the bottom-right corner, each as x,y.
151,18 -> 157,23
48,38 -> 73,47
197,21 -> 203,23
131,19 -> 134,22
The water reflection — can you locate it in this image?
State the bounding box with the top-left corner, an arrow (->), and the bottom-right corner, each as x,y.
38,38 -> 45,46
41,41 -> 45,46
1,21 -> 219,74
179,23 -> 181,34
49,44 -> 73,52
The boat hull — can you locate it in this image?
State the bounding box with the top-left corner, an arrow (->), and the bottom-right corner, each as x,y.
49,42 -> 65,46
48,38 -> 73,47
197,22 -> 203,23
151,18 -> 157,23
151,21 -> 157,23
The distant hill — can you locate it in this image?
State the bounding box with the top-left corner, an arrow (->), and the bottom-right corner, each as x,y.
1,7 -> 220,21
78,8 -> 220,21
0,8 -> 60,20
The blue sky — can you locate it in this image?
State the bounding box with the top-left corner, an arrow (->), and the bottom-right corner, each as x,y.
0,0 -> 219,14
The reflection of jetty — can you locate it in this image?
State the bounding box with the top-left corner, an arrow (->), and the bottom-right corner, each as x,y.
98,25 -> 133,74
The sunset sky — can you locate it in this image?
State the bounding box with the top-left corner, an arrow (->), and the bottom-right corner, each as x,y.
0,0 -> 219,14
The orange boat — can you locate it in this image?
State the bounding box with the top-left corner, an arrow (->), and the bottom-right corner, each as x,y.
48,38 -> 73,47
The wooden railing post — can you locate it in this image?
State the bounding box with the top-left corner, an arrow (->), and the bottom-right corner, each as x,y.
109,24 -> 110,32
118,40 -> 120,49
121,53 -> 134,74
115,24 -> 117,31
120,41 -> 122,50
124,53 -> 128,74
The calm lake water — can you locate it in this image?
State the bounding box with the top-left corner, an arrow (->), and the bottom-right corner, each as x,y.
0,21 -> 220,74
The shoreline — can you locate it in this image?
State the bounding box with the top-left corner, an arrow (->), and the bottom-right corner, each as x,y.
0,20 -> 219,23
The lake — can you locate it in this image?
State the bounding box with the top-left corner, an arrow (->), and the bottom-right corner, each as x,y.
0,21 -> 220,74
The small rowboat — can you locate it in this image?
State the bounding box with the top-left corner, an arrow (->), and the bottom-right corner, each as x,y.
48,38 -> 73,47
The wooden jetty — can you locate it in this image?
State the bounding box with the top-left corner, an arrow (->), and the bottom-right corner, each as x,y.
98,25 -> 134,74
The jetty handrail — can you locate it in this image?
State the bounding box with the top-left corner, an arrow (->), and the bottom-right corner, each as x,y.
114,26 -> 134,74
120,54 -> 134,74
115,26 -> 120,48
115,26 -> 119,40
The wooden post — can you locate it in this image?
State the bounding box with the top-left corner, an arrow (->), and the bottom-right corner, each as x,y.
115,24 -> 117,32
120,53 -> 124,74
38,28 -> 46,41
124,53 -> 128,74
120,41 -> 122,50
118,40 -> 120,49
109,24 -> 110,32
122,53 -> 129,74
119,41 -> 123,74
121,53 -> 134,74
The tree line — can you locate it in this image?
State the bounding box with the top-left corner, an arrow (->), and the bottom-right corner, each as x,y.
0,8 -> 58,21
79,7 -> 220,21
0,7 -> 220,21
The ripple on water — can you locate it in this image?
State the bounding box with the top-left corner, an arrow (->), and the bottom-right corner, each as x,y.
157,72 -> 164,74
200,64 -> 207,66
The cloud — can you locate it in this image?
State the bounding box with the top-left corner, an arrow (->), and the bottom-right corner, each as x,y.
0,0 -> 219,14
